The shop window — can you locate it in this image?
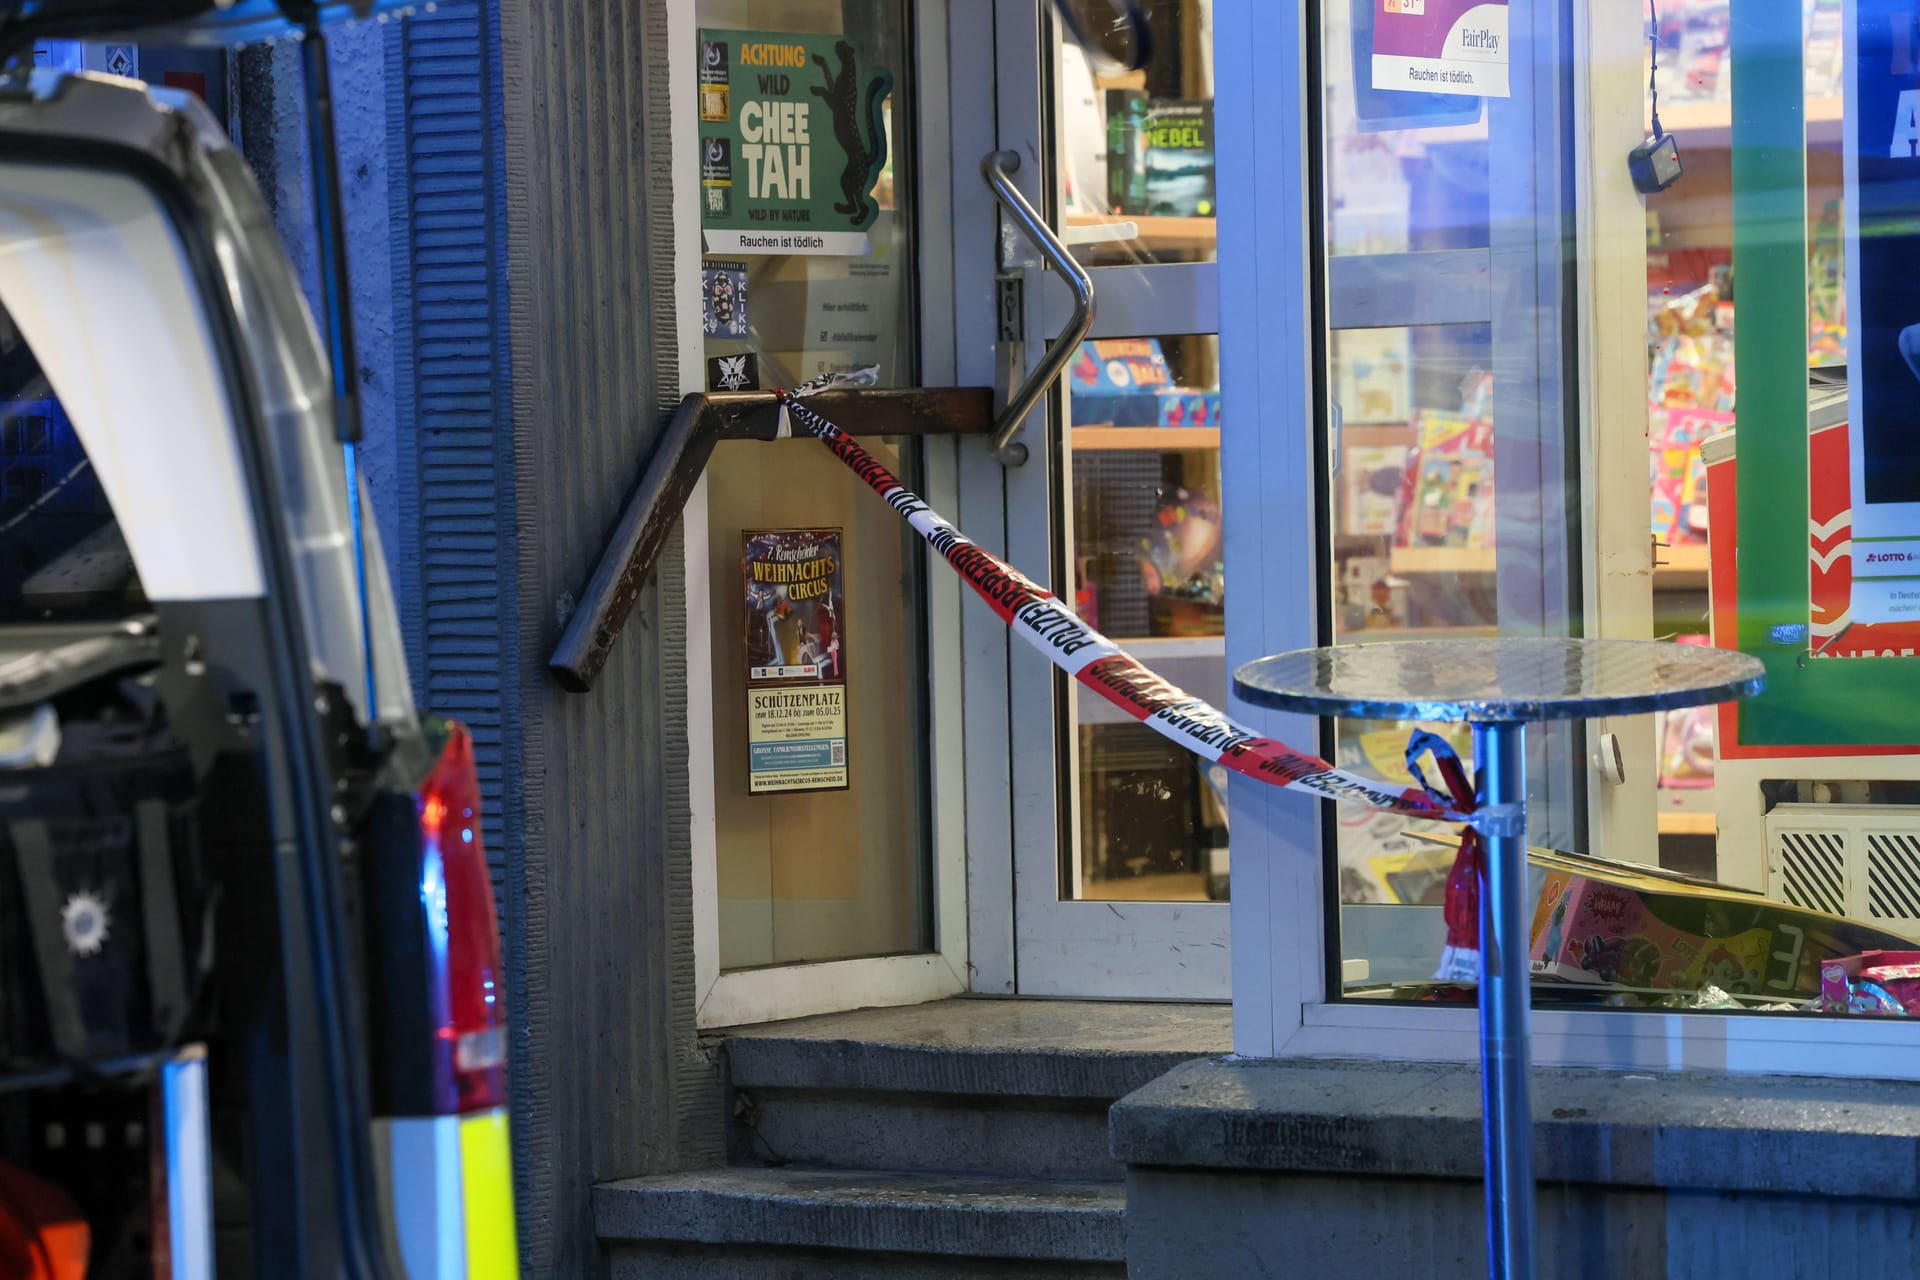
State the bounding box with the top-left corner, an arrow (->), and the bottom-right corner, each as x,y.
698,0 -> 933,970
1328,325 -> 1503,925
706,435 -> 932,969
1309,0 -> 1920,1018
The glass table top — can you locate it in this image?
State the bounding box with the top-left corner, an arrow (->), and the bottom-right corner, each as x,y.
1233,636 -> 1766,724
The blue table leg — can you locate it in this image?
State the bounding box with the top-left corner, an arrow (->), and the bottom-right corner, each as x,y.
1475,719 -> 1536,1280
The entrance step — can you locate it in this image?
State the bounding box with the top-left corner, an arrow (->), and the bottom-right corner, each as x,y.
598,1166 -> 1126,1279
721,998 -> 1229,1182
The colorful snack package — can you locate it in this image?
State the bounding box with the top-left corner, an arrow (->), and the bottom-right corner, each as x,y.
1820,951 -> 1920,1016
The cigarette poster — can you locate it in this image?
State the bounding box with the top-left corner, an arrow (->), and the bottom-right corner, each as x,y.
697,29 -> 893,257
1843,0 -> 1920,624
1369,0 -> 1509,99
743,529 -> 848,793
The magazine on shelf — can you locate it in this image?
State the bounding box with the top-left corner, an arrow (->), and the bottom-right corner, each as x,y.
1104,95 -> 1215,218
1395,413 -> 1494,549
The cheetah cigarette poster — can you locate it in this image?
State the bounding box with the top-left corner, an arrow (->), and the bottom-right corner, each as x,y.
698,29 -> 893,257
744,529 -> 848,793
1370,0 -> 1509,98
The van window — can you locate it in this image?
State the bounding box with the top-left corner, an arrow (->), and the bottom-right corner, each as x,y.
0,305 -> 144,622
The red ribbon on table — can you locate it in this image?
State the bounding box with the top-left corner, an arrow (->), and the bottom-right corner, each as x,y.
1404,729 -> 1485,982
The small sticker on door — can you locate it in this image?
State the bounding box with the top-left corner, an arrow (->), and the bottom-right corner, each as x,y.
699,40 -> 732,120
103,45 -> 138,79
708,352 -> 759,393
703,262 -> 749,338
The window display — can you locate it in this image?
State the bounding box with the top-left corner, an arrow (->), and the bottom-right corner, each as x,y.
1068,334 -> 1227,902
1310,0 -> 1920,1014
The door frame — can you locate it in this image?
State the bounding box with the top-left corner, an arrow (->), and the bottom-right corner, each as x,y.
684,0 -> 973,1028
969,0 -> 1230,998
681,0 -> 1237,1015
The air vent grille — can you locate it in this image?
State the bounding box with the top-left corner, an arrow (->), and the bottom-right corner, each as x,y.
1866,831 -> 1920,924
1766,805 -> 1920,935
1776,829 -> 1847,917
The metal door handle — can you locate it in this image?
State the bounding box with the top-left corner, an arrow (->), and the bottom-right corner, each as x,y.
982,150 -> 1095,466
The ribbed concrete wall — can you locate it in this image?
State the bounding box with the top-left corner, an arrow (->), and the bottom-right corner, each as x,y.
496,1 -> 716,1275
242,6 -> 726,1270
386,5 -> 513,885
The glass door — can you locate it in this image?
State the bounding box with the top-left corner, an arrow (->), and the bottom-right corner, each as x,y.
980,0 -> 1229,997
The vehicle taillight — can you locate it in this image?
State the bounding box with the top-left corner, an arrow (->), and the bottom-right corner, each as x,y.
418,723 -> 507,1114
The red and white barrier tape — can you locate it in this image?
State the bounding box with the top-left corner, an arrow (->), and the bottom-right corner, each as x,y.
774,384 -> 1462,827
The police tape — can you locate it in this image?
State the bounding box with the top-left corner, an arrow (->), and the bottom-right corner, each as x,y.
773,386 -> 1464,826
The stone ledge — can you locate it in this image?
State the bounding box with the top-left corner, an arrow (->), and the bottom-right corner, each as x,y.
719,999 -> 1230,1099
1110,1057 -> 1920,1199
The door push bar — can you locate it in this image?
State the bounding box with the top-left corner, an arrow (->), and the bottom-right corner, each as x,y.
982,150 -> 1094,466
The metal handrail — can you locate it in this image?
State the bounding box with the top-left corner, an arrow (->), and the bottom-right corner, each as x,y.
550,387 -> 991,692
982,150 -> 1095,466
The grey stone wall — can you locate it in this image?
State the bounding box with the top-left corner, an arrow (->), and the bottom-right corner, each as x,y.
1127,1168 -> 1918,1279
1116,1057 -> 1920,1279
495,0 -> 719,1274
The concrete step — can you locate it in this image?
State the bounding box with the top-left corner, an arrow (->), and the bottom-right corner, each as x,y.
732,1088 -> 1118,1182
719,998 -> 1229,1182
598,1166 -> 1127,1280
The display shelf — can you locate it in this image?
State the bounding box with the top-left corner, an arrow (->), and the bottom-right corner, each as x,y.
1388,542 -> 1709,587
1644,97 -> 1844,147
1345,424 -> 1417,448
1342,624 -> 1500,644
1410,97 -> 1844,149
1658,785 -> 1715,837
1657,810 -> 1716,836
1389,545 -> 1495,575
1064,212 -> 1217,252
1073,425 -> 1221,451
1656,542 -> 1710,590
1107,634 -> 1226,659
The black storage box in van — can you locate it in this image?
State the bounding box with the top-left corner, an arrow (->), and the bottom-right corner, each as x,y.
0,630 -> 207,1074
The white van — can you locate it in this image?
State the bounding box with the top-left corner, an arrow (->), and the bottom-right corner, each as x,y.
0,47 -> 518,1280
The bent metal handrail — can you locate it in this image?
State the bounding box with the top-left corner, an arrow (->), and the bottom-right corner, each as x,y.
550,387 -> 991,693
